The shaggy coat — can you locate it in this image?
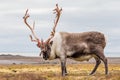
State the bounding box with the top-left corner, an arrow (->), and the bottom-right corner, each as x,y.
42,31 -> 108,76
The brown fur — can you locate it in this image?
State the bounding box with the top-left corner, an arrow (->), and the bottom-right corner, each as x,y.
60,31 -> 106,49
59,31 -> 106,57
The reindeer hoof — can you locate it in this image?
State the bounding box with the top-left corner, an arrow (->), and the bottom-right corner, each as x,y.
89,73 -> 95,75
62,73 -> 68,76
62,74 -> 66,77
65,73 -> 68,75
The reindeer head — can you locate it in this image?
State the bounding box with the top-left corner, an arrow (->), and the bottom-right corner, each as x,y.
23,4 -> 62,60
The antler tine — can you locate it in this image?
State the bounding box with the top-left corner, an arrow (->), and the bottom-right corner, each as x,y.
23,9 -> 41,45
52,4 -> 62,36
46,4 -> 62,44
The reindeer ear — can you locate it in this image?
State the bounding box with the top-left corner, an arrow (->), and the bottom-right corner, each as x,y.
50,41 -> 53,46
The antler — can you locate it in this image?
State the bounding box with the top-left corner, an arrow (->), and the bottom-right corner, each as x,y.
23,9 -> 41,47
46,4 -> 62,43
23,4 -> 62,47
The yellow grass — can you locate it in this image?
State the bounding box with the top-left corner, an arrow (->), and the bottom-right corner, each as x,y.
0,64 -> 120,80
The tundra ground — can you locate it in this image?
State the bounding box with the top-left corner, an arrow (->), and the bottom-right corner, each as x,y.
0,64 -> 120,80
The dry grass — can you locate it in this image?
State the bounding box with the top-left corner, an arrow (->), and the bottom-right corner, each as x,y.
0,64 -> 120,80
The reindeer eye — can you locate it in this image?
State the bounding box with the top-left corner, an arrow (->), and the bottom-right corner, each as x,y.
47,45 -> 51,50
50,41 -> 53,46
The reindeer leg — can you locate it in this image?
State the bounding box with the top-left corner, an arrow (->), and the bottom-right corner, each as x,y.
61,61 -> 67,76
60,57 -> 67,76
99,54 -> 108,75
95,51 -> 108,75
65,67 -> 67,74
89,57 -> 101,75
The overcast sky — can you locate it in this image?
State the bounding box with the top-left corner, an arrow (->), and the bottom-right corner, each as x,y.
0,0 -> 120,57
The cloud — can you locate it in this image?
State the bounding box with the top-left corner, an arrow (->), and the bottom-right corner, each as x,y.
0,0 -> 120,56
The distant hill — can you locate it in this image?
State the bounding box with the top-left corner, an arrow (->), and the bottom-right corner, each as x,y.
0,54 -> 28,60
0,54 -> 23,57
0,53 -> 41,60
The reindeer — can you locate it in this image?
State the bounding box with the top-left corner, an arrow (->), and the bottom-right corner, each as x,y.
23,4 -> 108,76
